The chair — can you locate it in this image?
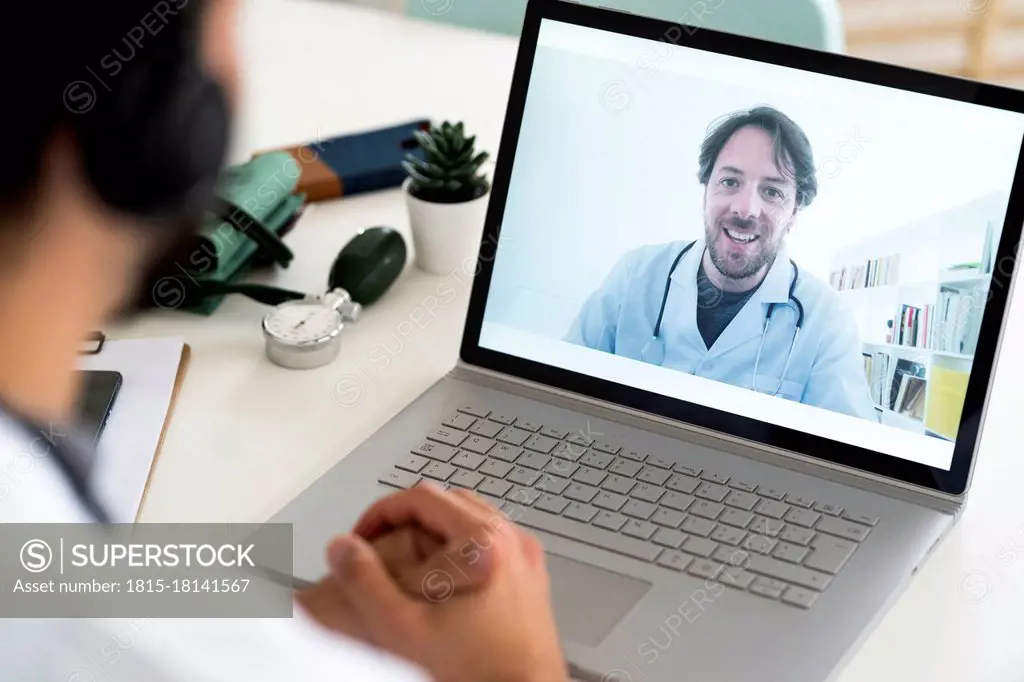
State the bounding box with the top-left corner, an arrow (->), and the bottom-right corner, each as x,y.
406,0 -> 845,52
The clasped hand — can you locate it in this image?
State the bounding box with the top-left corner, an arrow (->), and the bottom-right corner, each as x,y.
295,483 -> 568,682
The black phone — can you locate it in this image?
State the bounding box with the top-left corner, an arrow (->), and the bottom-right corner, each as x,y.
75,370 -> 123,448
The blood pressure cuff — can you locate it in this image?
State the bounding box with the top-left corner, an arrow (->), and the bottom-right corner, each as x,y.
141,152 -> 306,315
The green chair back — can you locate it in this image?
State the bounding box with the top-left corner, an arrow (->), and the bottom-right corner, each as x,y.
407,0 -> 845,52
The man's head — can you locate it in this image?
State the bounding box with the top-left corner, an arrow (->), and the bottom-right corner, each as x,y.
697,106 -> 817,286
0,0 -> 239,419
1,0 -> 240,317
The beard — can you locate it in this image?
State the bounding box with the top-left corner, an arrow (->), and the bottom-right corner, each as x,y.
706,215 -> 780,281
109,217 -> 206,321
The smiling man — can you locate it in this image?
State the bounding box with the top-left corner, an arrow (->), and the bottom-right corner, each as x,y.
566,106 -> 876,420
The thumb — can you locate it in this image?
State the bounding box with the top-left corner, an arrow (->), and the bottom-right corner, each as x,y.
327,534 -> 418,642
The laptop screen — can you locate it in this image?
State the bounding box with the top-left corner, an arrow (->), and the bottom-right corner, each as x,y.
477,19 -> 1024,473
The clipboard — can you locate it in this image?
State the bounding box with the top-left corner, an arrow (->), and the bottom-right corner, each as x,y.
138,342 -> 190,520
77,334 -> 192,523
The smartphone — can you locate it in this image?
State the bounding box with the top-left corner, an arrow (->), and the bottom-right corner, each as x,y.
75,370 -> 123,449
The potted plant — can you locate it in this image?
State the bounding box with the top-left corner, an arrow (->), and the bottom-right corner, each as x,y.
402,121 -> 491,275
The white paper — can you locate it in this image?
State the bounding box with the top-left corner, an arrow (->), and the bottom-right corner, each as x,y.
76,336 -> 186,522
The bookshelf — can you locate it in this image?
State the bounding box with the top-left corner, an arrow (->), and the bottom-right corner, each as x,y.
862,341 -> 974,362
829,191 -> 1005,441
848,274 -> 983,440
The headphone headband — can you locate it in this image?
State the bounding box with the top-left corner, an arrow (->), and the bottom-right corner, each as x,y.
73,0 -> 230,224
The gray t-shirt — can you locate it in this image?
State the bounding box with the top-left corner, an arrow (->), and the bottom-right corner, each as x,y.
695,262 -> 759,349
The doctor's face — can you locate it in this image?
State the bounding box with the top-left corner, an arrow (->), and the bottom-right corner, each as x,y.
703,125 -> 799,282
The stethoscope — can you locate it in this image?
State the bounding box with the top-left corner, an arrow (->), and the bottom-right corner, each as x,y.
640,240 -> 806,396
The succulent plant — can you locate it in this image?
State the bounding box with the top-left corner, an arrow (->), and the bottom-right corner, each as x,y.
402,121 -> 490,204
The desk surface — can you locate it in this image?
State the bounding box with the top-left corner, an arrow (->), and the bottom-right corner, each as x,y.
113,1 -> 1024,679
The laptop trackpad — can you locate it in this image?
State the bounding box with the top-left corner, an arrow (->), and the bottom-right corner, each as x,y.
546,552 -> 652,647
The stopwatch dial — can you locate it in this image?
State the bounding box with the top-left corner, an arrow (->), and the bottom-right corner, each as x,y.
266,304 -> 341,342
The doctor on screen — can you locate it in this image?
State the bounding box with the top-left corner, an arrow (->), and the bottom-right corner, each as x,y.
566,106 -> 876,421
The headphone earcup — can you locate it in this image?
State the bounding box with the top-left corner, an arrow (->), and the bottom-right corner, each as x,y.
75,52 -> 230,221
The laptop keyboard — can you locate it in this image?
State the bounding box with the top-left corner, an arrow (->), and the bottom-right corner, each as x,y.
378,404 -> 879,610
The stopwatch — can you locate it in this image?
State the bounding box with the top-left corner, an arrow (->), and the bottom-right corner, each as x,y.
261,289 -> 361,369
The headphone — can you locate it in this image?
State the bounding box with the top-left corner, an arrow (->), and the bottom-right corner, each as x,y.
64,6 -> 399,313
72,2 -> 231,226
67,4 -> 309,310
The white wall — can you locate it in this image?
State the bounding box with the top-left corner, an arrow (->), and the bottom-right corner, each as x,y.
481,22 -> 1024,339
829,192 -> 1007,281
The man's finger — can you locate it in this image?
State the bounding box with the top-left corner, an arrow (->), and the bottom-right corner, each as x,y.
448,489 -> 522,540
520,529 -> 547,569
353,484 -> 494,542
399,489 -> 514,573
403,527 -> 504,597
361,525 -> 501,597
370,526 -> 444,576
295,577 -> 366,640
448,487 -> 502,515
450,487 -> 516,525
372,527 -> 423,566
328,534 -> 418,644
449,487 -> 525,548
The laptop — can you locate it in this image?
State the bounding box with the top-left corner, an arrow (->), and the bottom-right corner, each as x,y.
271,2 -> 1024,680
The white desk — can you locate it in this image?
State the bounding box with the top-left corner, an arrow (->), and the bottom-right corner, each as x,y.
112,1 -> 1024,679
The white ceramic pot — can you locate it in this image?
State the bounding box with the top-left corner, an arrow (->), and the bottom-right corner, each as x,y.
404,178 -> 490,275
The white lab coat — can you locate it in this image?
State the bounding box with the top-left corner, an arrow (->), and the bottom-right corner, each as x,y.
0,411 -> 428,682
566,239 -> 877,421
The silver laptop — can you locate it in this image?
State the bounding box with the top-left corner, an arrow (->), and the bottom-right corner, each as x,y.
271,2 -> 1024,680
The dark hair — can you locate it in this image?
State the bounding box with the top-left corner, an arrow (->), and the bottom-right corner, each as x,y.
0,1 -> 205,215
696,105 -> 818,209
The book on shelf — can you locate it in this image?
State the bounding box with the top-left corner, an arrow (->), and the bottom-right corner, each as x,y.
931,285 -> 983,355
887,288 -> 981,356
889,358 -> 926,411
892,303 -> 930,349
830,253 -> 900,291
868,351 -> 890,407
895,375 -> 927,421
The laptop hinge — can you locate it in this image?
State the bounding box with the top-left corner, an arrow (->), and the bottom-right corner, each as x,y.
451,360 -> 963,516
